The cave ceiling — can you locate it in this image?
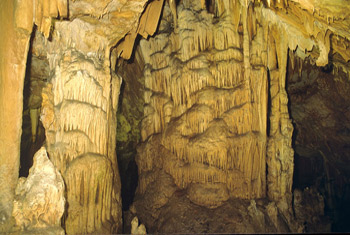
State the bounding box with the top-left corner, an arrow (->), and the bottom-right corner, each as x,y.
24,0 -> 350,70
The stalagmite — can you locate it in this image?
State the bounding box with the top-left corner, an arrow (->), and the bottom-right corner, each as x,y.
12,147 -> 65,233
30,108 -> 39,143
266,24 -> 294,203
131,216 -> 147,235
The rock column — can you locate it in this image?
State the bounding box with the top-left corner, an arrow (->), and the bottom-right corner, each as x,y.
0,0 -> 34,225
41,21 -> 122,233
266,26 -> 294,203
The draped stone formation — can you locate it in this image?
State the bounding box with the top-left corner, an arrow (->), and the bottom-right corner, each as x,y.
39,17 -> 130,235
41,39 -> 123,233
137,0 -> 268,208
0,0 -> 164,232
1,0 -> 350,234
36,0 -> 163,233
132,0 -> 349,230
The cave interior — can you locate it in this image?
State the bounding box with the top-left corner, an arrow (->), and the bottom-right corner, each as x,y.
1,0 -> 350,234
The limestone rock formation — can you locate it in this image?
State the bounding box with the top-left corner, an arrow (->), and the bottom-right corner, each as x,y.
34,0 -> 163,233
12,147 -> 65,233
126,0 -> 348,232
137,0 -> 269,209
2,0 -> 162,233
1,0 -> 350,233
131,216 -> 147,235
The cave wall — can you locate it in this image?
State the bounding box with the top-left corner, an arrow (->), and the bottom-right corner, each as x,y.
137,0 -> 269,207
135,0 -> 296,209
132,0 -> 350,231
1,0 -> 350,233
287,51 -> 350,231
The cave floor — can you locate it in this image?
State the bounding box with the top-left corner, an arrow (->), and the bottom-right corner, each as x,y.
123,192 -> 331,234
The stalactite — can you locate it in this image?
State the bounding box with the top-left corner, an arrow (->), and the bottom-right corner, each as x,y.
136,0 -> 269,208
136,0 -> 344,214
247,3 -> 257,42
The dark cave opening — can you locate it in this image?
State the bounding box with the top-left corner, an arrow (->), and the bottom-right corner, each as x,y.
286,49 -> 350,232
19,33 -> 33,178
266,68 -> 272,190
115,45 -> 145,212
205,0 -> 215,14
20,29 -> 46,178
116,80 -> 139,211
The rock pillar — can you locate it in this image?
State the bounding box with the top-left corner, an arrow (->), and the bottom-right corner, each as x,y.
41,21 -> 122,234
0,0 -> 32,225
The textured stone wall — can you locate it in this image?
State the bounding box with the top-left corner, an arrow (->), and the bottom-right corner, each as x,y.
1,0 -> 349,233
136,0 -> 269,209
135,0 -> 350,214
0,1 -> 30,225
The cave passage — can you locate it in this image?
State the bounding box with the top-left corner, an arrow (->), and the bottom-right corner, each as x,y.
286,49 -> 350,232
19,36 -> 33,178
116,81 -> 139,211
20,29 -> 46,177
115,45 -> 145,211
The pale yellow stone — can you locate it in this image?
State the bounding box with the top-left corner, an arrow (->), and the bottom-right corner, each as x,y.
12,147 -> 65,232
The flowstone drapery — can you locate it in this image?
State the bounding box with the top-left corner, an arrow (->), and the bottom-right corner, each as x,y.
41,48 -> 123,234
36,0 -> 163,232
37,20 -> 123,232
132,0 -> 336,231
136,0 -> 269,209
1,0 -> 349,234
134,0 -> 346,209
